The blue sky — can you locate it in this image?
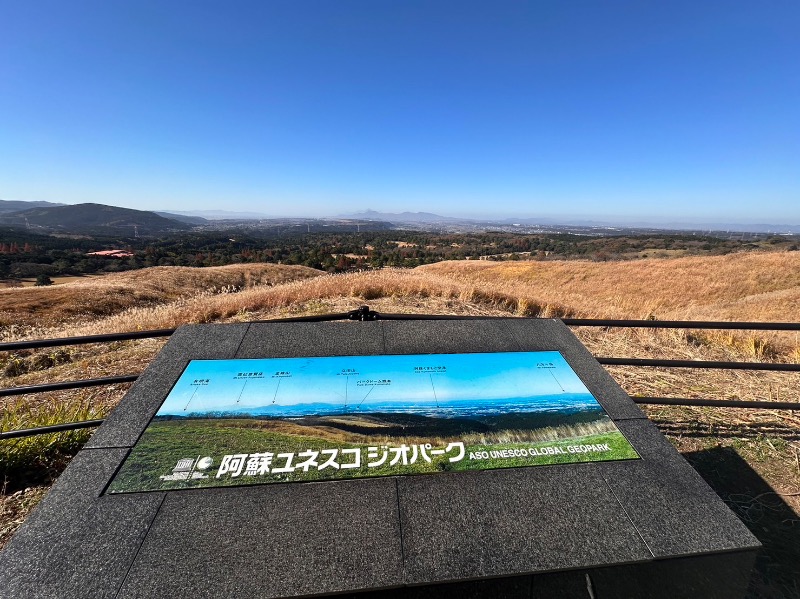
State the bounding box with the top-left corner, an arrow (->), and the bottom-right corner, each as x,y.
2,1 -> 798,223
158,352 -> 593,414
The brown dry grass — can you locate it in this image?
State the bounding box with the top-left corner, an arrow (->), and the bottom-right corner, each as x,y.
6,252 -> 799,347
0,268 -> 543,341
0,263 -> 323,336
420,252 -> 800,322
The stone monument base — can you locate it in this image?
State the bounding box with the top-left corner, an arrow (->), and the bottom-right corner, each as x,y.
0,319 -> 759,598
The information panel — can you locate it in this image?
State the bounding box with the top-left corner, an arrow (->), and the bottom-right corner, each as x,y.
107,351 -> 639,493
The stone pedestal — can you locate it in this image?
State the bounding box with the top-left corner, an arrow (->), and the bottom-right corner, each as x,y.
0,319 -> 759,598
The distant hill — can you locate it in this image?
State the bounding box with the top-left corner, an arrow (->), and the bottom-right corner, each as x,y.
163,209 -> 273,220
155,212 -> 209,225
340,210 -> 800,234
0,200 -> 65,214
338,210 -> 467,224
0,203 -> 190,235
493,216 -> 800,234
0,263 -> 324,328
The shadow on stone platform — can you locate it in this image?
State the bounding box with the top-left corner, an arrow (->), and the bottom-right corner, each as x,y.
683,446 -> 800,599
346,445 -> 798,599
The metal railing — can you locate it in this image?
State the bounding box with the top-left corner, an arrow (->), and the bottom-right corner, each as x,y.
1,307 -> 798,440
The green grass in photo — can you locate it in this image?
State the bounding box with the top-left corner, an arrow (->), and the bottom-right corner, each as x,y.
107,418 -> 638,493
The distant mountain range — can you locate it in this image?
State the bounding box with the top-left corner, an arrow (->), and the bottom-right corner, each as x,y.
0,200 -> 797,235
154,212 -> 209,225
0,199 -> 65,213
636,221 -> 800,234
337,210 -> 466,224
0,203 -> 189,235
162,209 -> 274,220
497,217 -> 800,234
339,210 -> 800,234
338,210 -> 637,227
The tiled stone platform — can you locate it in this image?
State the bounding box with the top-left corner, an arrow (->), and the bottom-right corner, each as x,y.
0,319 -> 760,598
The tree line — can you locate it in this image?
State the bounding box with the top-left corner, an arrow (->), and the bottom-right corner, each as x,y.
0,226 -> 794,282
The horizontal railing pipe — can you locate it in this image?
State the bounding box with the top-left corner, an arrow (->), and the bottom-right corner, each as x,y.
376,312 -> 505,320
0,374 -> 139,398
0,329 -> 176,352
562,318 -> 800,331
633,397 -> 800,410
253,310 -> 364,323
0,419 -> 105,440
597,357 -> 800,372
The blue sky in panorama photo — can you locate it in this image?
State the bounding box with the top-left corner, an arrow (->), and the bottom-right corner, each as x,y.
156,352 -> 597,415
1,1 -> 798,223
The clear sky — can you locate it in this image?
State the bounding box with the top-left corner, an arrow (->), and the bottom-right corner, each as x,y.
2,1 -> 798,223
159,352 -> 593,414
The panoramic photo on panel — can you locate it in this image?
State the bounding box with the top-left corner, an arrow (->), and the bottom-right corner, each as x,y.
108,351 -> 638,492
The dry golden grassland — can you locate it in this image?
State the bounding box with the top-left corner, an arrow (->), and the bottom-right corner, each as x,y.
0,262 -> 323,332
420,251 -> 800,323
1,253 -> 799,595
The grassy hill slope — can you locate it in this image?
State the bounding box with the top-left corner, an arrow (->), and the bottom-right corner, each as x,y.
420,252 -> 800,322
0,263 -> 324,332
0,203 -> 190,234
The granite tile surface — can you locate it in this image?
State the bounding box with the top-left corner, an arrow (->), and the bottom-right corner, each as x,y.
116,478 -> 402,598
236,321 -> 385,358
397,465 -> 652,585
0,448 -> 164,599
382,319 -> 520,355
599,419 -> 760,558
